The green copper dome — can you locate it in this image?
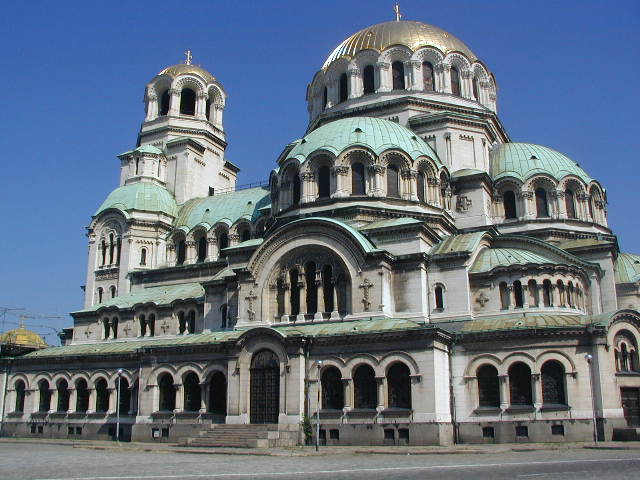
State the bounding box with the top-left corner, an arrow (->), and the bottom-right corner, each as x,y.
490,143 -> 592,184
470,247 -> 559,274
615,253 -> 640,284
287,117 -> 442,165
95,182 -> 177,217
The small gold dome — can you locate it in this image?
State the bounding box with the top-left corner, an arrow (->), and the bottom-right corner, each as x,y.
0,326 -> 47,349
323,20 -> 477,69
157,63 -> 217,84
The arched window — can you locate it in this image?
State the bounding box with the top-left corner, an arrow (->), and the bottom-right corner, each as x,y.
353,365 -> 377,409
97,287 -> 103,304
504,190 -> 517,219
14,380 -> 26,412
318,166 -> 331,198
321,367 -> 344,410
110,285 -> 116,299
323,264 -> 334,313
351,162 -> 366,195
158,373 -> 175,412
290,268 -> 300,316
567,282 -> 574,308
508,363 -> 533,406
95,378 -> 109,413
208,372 -> 227,415
542,279 -> 552,307
422,61 -> 435,91
147,314 -> 156,337
178,311 -> 186,334
111,317 -> 118,339
183,372 -> 201,412
205,99 -> 211,120
434,285 -> 444,310
292,173 -> 301,205
101,239 -> 107,265
118,377 -> 130,415
363,65 -> 375,94
139,314 -> 147,337
38,380 -> 51,412
513,280 -> 524,308
614,330 -> 639,373
339,73 -> 348,103
477,365 -> 500,408
116,237 -> 122,264
535,188 -> 549,218
472,76 -> 479,100
197,236 -> 207,262
417,172 -> 426,202
135,158 -> 140,175
218,232 -> 229,251
556,280 -> 566,307
56,379 -> 70,412
159,90 -> 170,116
75,379 -> 89,413
528,279 -> 539,307
565,189 -> 576,219
187,310 -> 196,334
387,363 -> 411,409
220,304 -> 228,329
176,239 -> 186,265
541,361 -> 566,405
322,86 -> 328,109
305,262 -> 318,315
392,61 -> 405,90
499,282 -> 510,309
450,67 -> 461,96
386,165 -> 400,198
140,248 -> 147,266
179,88 -> 196,116
109,233 -> 115,264
102,317 -> 110,339
240,229 -> 251,242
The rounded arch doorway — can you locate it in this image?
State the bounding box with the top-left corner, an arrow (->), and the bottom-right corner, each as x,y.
250,350 -> 280,424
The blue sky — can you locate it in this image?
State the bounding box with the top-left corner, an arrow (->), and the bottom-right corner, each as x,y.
0,0 -> 638,344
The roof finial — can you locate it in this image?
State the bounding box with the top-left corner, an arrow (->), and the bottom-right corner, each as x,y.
184,49 -> 193,65
393,4 -> 402,22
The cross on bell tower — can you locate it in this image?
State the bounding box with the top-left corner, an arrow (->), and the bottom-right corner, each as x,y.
393,4 -> 402,21
184,49 -> 192,65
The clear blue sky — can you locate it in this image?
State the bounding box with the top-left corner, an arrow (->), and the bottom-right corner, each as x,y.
1,0 -> 638,344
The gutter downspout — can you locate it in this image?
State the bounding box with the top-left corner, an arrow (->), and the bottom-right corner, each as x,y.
448,338 -> 458,444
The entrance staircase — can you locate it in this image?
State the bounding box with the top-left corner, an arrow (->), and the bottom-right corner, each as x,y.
180,424 -> 300,448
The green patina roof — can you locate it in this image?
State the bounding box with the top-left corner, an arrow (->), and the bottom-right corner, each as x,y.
95,183 -> 177,217
288,117 -> 442,165
174,187 -> 270,231
119,144 -> 164,157
451,168 -> 486,179
459,313 -> 591,334
491,143 -> 592,184
615,253 -> 640,284
283,217 -> 379,254
470,247 -> 558,274
74,282 -> 204,314
359,217 -> 423,231
430,232 -> 486,256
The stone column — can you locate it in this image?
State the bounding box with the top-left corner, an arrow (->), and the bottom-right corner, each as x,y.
87,388 -> 96,414
437,63 -> 452,94
196,91 -> 208,120
168,88 -> 180,115
479,80 -> 490,105
49,388 -> 57,413
206,237 -> 218,262
199,383 -> 207,413
404,170 -> 418,201
281,281 -> 291,322
229,234 -> 240,247
461,70 -> 473,99
326,79 -> 338,108
297,272 -> 307,322
499,375 -> 509,410
300,171 -> 316,204
532,373 -> 541,410
376,377 -> 386,411
375,62 -> 391,92
332,166 -> 349,198
68,387 -> 77,414
555,190 -> 567,219
185,241 -> 197,264
407,61 -> 422,91
145,93 -> 158,121
520,190 -> 533,219
549,284 -> 556,307
342,378 -> 352,410
108,387 -> 117,414
368,165 -> 384,197
174,384 -> 183,413
522,282 -> 530,309
166,243 -> 176,267
347,66 -> 361,99
315,272 -> 325,321
331,281 -> 340,320
211,102 -> 224,128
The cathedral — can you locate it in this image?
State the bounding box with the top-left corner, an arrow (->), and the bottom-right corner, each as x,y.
2,16 -> 640,446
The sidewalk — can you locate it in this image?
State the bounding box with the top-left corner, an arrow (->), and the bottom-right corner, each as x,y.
1,437 -> 639,456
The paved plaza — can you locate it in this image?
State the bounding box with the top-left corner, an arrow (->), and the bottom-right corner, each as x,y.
1,440 -> 640,480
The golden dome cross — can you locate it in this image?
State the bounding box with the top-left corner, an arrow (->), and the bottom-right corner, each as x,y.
393,4 -> 402,22
184,49 -> 193,65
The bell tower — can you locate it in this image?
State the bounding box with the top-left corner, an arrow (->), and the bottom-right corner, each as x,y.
130,52 -> 237,204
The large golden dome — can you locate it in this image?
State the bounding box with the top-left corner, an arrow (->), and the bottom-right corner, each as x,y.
0,325 -> 47,349
157,63 -> 217,84
323,20 -> 476,69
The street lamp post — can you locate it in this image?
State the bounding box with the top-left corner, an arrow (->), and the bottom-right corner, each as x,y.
116,368 -> 123,443
316,360 -> 323,452
585,354 -> 598,445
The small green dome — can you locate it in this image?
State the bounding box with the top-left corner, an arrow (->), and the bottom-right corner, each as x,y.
95,182 -> 177,217
470,247 -> 559,274
490,143 -> 592,184
287,117 -> 442,165
615,252 -> 640,284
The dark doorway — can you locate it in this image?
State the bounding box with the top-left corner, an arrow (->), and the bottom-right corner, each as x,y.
250,350 -> 280,424
621,388 -> 640,427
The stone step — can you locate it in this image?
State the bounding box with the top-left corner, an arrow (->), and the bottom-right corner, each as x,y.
180,424 -> 288,448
